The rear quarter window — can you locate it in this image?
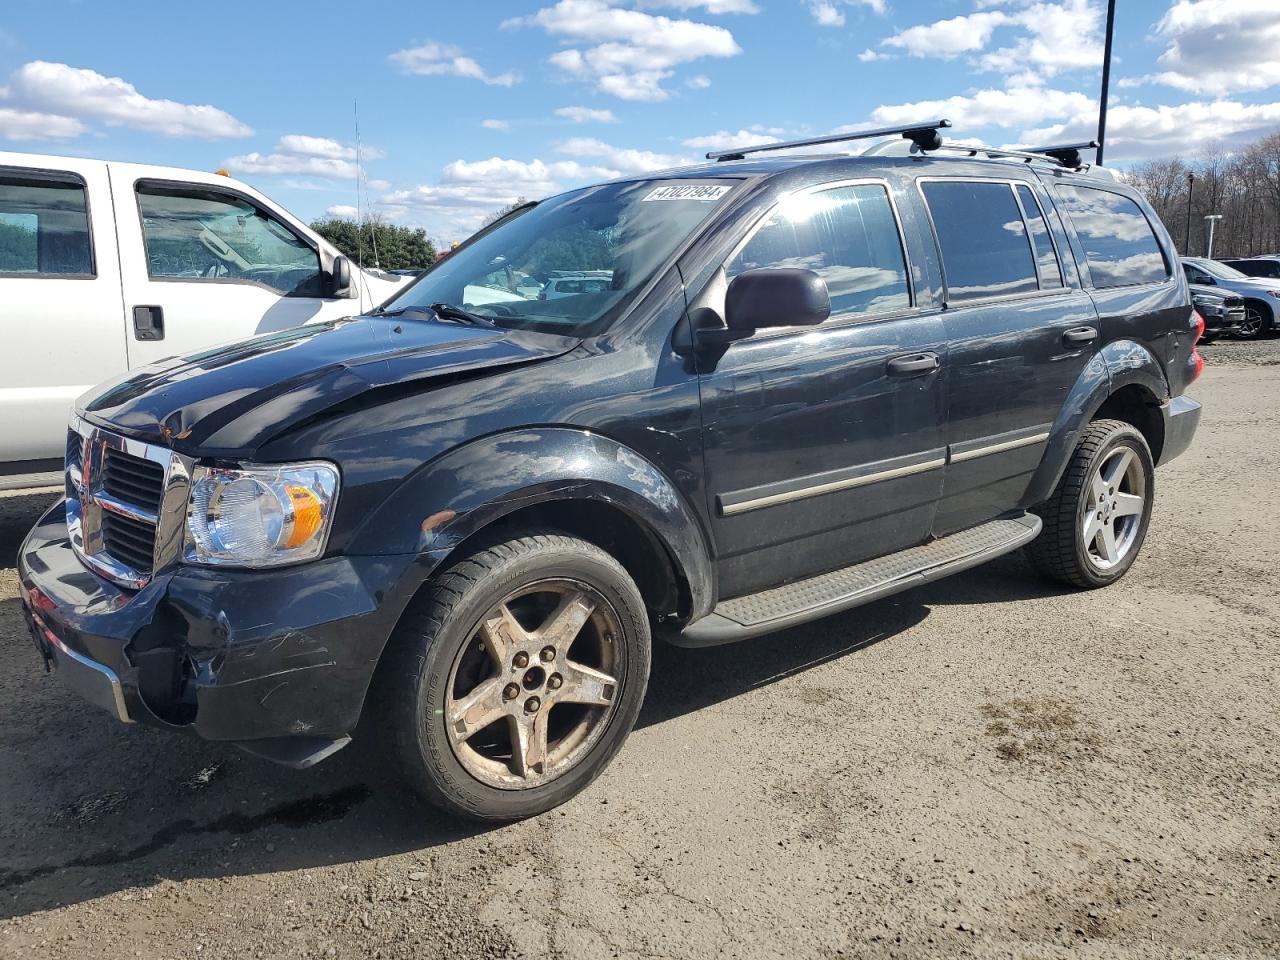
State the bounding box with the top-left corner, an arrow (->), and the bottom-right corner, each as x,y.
0,173 -> 94,277
1053,184 -> 1169,288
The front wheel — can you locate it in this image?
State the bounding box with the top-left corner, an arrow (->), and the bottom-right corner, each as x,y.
1235,303 -> 1269,340
1026,419 -> 1155,589
370,530 -> 651,822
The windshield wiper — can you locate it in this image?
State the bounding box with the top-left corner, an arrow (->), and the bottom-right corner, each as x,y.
377,306 -> 437,321
430,302 -> 499,328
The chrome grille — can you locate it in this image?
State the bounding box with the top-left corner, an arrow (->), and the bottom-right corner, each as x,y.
66,417 -> 192,590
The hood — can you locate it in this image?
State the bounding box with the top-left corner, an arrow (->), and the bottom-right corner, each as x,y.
79,315 -> 578,457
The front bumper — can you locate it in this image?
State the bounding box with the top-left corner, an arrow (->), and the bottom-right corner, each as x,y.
1157,395 -> 1201,467
18,500 -> 426,763
1199,303 -> 1244,336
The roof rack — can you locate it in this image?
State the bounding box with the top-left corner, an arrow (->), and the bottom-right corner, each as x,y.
1026,140 -> 1099,169
706,119 -> 951,162
923,143 -> 1087,170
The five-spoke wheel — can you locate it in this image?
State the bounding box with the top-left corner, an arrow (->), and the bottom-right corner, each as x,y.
370,531 -> 650,821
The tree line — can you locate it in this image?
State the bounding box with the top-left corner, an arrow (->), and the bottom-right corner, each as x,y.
1125,130 -> 1280,258
309,214 -> 436,271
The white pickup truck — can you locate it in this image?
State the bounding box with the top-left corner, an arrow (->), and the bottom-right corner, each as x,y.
0,151 -> 410,489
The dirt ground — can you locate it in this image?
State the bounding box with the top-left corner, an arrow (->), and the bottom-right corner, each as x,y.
1,339 -> 1277,960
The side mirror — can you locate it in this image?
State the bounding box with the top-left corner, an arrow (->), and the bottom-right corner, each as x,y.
331,256 -> 353,297
723,267 -> 830,333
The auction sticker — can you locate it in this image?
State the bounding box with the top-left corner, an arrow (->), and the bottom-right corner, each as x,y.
642,185 -> 731,202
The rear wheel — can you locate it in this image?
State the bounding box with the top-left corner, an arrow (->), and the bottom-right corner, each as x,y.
371,530 -> 650,822
1026,419 -> 1154,588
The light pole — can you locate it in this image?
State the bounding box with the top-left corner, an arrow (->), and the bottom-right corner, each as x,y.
1204,214 -> 1223,259
1096,0 -> 1117,165
1184,173 -> 1194,254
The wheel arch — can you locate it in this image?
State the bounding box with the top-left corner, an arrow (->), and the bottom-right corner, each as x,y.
1242,296 -> 1277,332
346,427 -> 717,624
1023,340 -> 1170,505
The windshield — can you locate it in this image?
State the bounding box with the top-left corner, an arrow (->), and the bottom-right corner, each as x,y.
1198,259 -> 1248,280
382,179 -> 736,335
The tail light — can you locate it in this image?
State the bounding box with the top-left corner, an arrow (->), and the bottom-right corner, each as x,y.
1190,309 -> 1206,383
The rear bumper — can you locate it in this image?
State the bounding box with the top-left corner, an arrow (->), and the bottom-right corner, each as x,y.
1157,395 -> 1201,467
18,500 -> 427,759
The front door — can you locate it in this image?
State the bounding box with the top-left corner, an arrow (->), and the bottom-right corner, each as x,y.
109,169 -> 351,367
694,180 -> 948,599
0,159 -> 126,466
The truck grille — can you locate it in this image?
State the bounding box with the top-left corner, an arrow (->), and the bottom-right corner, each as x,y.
65,418 -> 189,590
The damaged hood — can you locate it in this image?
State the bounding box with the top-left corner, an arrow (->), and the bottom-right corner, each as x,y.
78,315 -> 579,457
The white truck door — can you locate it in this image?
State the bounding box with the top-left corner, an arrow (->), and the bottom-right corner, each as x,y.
109,169 -> 359,366
0,157 -> 127,471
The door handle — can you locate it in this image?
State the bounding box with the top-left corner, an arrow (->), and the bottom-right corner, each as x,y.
1062,325 -> 1098,346
886,352 -> 940,376
133,305 -> 164,341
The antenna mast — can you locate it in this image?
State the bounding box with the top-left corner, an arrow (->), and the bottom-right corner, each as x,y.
353,100 -> 379,269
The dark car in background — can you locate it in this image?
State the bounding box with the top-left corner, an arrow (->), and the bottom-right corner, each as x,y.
1220,256 -> 1280,280
20,123 -> 1201,822
1190,283 -> 1245,342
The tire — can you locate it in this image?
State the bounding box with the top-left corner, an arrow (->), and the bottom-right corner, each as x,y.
1026,419 -> 1155,589
368,530 -> 651,822
1199,333 -> 1218,344
1234,302 -> 1270,340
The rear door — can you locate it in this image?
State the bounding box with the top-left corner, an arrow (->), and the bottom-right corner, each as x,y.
694,178 -> 948,598
0,158 -> 126,467
918,176 -> 1100,535
110,170 -> 352,366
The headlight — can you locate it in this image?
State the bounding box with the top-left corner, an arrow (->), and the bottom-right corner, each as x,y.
1192,294 -> 1223,308
185,461 -> 339,567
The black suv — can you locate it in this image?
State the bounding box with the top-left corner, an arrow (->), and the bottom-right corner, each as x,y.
19,123 -> 1202,821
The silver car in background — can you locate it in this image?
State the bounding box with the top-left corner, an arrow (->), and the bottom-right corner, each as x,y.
1181,257 -> 1280,340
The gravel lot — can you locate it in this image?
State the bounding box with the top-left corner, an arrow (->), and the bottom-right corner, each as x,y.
1,339 -> 1277,960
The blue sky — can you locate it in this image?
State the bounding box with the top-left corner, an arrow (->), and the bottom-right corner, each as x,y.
1,0 -> 1276,243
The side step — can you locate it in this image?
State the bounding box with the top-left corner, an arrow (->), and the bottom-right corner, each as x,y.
674,513 -> 1042,647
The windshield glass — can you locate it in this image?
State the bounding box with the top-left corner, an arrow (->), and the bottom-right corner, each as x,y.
1199,259 -> 1247,280
382,179 -> 736,335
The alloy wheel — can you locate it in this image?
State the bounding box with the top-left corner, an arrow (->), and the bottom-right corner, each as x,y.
1081,446 -> 1146,570
1239,306 -> 1264,338
444,578 -> 624,790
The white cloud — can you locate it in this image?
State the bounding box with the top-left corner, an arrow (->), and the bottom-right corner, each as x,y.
883,11 -> 1009,57
507,1 -> 741,101
1141,0 -> 1280,97
857,48 -> 892,62
639,0 -> 759,12
686,74 -> 712,89
808,1 -> 845,26
482,118 -> 511,131
555,105 -> 619,123
861,85 -> 1095,131
682,129 -> 781,150
0,106 -> 86,141
325,204 -> 360,219
1,60 -> 251,139
806,0 -> 886,25
224,134 -> 376,181
389,40 -> 520,86
874,0 -> 1101,81
1019,99 -> 1280,161
556,137 -> 689,172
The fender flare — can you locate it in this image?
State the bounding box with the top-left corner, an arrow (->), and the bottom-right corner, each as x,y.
346,427 -> 716,619
1022,340 -> 1169,506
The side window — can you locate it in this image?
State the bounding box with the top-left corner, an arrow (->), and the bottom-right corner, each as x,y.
136,185 -> 322,296
921,180 -> 1038,302
1015,185 -> 1063,289
1053,184 -> 1169,288
0,173 -> 93,277
728,183 -> 910,319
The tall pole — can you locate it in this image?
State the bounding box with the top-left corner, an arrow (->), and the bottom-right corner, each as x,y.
1096,0 -> 1117,166
1184,173 -> 1194,254
1205,214 -> 1223,259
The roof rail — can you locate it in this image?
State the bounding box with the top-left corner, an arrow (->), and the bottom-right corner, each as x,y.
706,119 -> 951,162
924,143 -> 1081,169
1026,140 -> 1099,169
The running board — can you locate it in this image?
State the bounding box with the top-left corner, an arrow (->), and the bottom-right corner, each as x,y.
675,513 -> 1042,647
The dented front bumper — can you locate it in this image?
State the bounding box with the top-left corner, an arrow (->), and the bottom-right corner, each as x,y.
18,500 -> 423,765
